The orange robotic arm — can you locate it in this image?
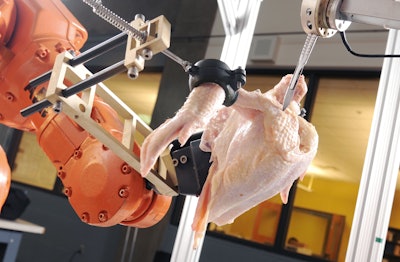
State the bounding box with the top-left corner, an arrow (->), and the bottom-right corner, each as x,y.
0,0 -> 171,227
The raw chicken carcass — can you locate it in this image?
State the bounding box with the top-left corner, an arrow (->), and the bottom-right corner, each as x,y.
140,75 -> 318,248
192,75 -> 318,247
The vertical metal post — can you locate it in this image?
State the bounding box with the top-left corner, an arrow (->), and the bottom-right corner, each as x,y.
218,0 -> 263,68
345,29 -> 400,261
170,196 -> 203,262
170,1 -> 262,261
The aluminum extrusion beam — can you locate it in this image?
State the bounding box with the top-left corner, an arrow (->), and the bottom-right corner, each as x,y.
340,0 -> 400,30
170,1 -> 262,261
345,29 -> 400,261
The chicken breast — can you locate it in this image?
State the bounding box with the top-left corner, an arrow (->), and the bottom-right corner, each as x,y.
140,75 -> 318,248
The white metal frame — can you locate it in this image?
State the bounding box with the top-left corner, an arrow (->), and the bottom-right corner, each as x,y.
346,29 -> 400,261
170,0 -> 262,261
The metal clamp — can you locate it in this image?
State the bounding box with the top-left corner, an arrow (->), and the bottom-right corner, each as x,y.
301,0 -> 351,38
124,15 -> 171,79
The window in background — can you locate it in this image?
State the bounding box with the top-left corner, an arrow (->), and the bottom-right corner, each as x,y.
12,132 -> 57,191
208,195 -> 283,245
286,76 -> 380,261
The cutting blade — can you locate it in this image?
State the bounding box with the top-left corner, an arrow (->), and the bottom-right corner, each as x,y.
282,34 -> 318,110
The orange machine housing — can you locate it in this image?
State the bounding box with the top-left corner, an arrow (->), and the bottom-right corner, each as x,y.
0,0 -> 171,227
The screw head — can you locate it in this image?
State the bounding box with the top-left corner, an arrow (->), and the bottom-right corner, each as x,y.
5,92 -> 14,102
121,164 -> 132,174
81,212 -> 90,223
141,48 -> 153,60
134,14 -> 145,21
73,149 -> 82,159
64,187 -> 72,197
58,170 -> 66,179
180,155 -> 188,164
118,187 -> 129,198
127,67 -> 139,79
98,211 -> 108,222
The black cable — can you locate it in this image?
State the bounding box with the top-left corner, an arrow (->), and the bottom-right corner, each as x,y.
340,31 -> 400,58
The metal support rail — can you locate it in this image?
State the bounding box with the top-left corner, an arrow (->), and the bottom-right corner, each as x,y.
23,32 -> 127,93
21,61 -> 126,117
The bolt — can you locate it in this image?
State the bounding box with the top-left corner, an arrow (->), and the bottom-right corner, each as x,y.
73,149 -> 82,159
58,170 -> 66,179
5,92 -> 14,102
98,211 -> 108,222
121,164 -> 132,174
118,187 -> 129,198
127,67 -> 139,79
182,61 -> 192,72
307,21 -> 313,30
53,101 -> 62,113
180,155 -> 188,164
64,187 -> 72,197
135,14 -> 145,21
141,48 -> 153,60
81,212 -> 90,223
35,47 -> 49,59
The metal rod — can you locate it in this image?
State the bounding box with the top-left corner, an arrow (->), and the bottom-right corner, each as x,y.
24,32 -> 127,92
282,34 -> 318,110
120,227 -> 132,262
345,29 -> 400,262
84,0 -> 192,71
69,32 -> 127,67
171,1 -> 262,261
62,60 -> 126,97
127,227 -> 138,262
20,61 -> 126,117
20,99 -> 52,117
24,71 -> 53,92
161,49 -> 192,72
83,0 -> 146,42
